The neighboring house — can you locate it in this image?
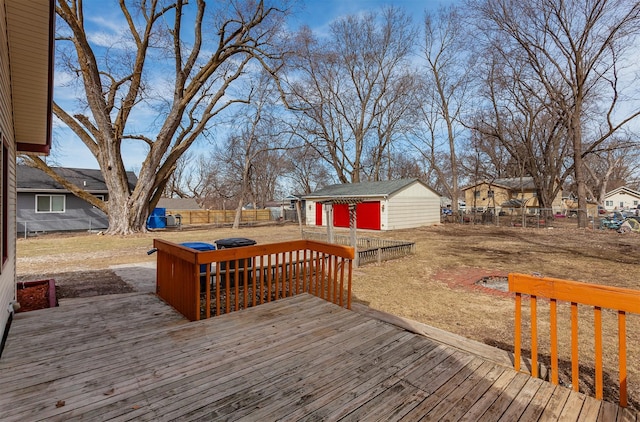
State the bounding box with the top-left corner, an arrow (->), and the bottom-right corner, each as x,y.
17,166 -> 138,233
304,179 -> 440,231
1,0 -> 55,344
603,186 -> 640,211
462,177 -> 563,213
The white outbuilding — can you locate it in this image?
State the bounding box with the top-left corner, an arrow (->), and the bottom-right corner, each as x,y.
304,179 -> 441,231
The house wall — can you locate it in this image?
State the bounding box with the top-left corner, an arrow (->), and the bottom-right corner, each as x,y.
384,183 -> 440,230
17,193 -> 109,233
0,0 -> 17,341
605,190 -> 640,211
464,183 -> 524,210
463,182 -> 563,212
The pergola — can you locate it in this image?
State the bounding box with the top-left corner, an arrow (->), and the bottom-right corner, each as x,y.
319,198 -> 363,266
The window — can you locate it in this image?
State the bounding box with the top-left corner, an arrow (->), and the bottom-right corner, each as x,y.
474,191 -> 481,198
605,200 -> 613,207
93,194 -> 105,208
634,200 -> 638,207
36,195 -> 65,213
487,190 -> 494,198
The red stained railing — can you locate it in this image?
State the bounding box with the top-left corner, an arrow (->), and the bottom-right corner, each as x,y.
510,273 -> 640,407
154,239 -> 354,322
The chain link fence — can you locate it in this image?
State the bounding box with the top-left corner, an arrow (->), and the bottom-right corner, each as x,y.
17,217 -> 108,238
442,207 -> 611,230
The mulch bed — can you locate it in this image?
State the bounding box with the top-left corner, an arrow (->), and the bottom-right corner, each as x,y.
16,284 -> 50,312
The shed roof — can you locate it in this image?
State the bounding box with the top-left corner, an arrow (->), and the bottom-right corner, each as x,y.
17,165 -> 137,193
304,179 -> 436,203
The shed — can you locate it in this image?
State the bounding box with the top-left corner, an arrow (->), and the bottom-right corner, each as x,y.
304,179 -> 440,231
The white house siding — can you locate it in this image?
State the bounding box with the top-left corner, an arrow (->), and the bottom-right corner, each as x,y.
384,183 -> 440,230
0,0 -> 17,340
305,200 -> 315,226
605,190 -> 640,211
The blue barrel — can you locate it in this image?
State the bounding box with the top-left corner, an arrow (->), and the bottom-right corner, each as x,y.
181,242 -> 215,273
147,207 -> 167,229
181,242 -> 215,291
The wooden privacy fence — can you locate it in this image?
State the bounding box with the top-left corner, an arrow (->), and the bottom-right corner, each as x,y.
302,231 -> 415,265
509,273 -> 640,407
154,239 -> 354,321
166,209 -> 272,226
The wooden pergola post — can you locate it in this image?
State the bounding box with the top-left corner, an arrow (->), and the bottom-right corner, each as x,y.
349,204 -> 358,268
324,203 -> 334,244
295,200 -> 303,237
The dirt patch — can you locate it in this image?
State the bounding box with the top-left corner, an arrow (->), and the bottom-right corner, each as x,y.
433,267 -> 511,298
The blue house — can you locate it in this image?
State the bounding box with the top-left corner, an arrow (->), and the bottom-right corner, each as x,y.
17,165 -> 137,234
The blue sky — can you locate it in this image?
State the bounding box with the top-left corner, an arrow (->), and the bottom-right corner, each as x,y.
50,0 -> 458,172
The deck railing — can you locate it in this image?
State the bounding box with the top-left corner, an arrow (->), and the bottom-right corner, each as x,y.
154,239 -> 354,321
509,273 -> 640,407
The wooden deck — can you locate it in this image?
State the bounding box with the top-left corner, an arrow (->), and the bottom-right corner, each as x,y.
1,293 -> 637,421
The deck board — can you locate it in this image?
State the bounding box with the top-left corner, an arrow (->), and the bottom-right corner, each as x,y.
1,292 -> 637,421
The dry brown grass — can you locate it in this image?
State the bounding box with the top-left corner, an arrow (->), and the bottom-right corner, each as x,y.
16,220 -> 640,408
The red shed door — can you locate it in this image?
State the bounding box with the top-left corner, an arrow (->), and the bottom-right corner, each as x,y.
333,204 -> 350,228
315,203 -> 323,226
357,201 -> 381,230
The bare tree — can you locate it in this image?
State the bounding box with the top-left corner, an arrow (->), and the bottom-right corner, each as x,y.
162,152 -> 193,198
583,138 -> 640,202
22,0 -> 289,234
286,143 -> 333,194
210,73 -> 291,228
194,153 -> 237,210
472,51 -> 572,215
475,0 -> 640,227
411,6 -> 474,213
286,7 -> 417,183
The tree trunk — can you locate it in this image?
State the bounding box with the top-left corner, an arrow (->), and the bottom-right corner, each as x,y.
571,106 -> 589,228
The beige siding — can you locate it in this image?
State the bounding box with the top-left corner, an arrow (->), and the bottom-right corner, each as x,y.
464,184 -> 513,210
0,0 -> 18,339
384,183 -> 440,230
